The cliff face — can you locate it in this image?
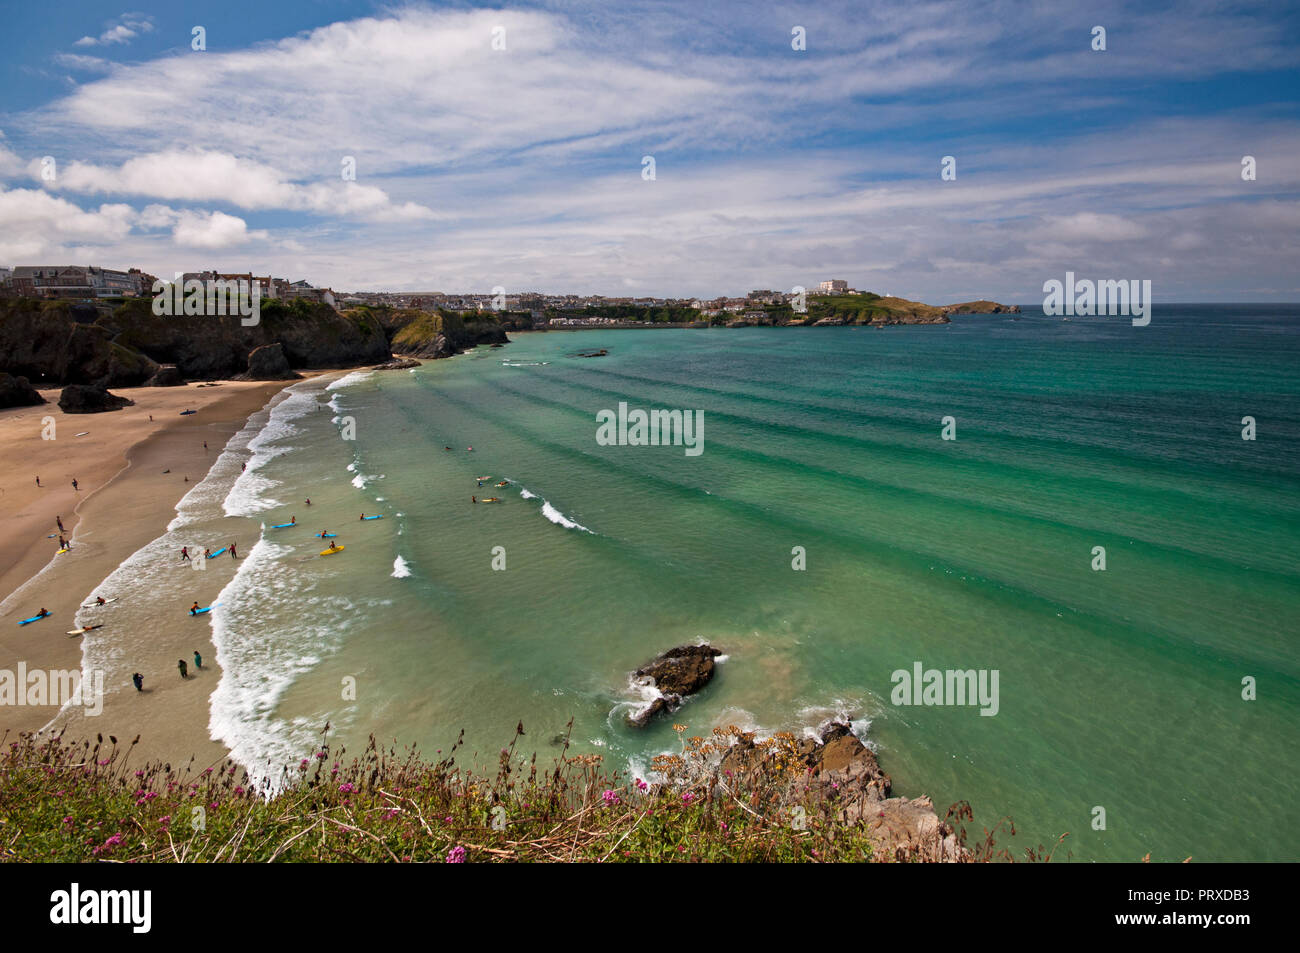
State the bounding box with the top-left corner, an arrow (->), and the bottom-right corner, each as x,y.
0,297 -> 391,384
0,300 -> 159,387
108,297 -> 390,377
378,308 -> 512,359
942,300 -> 1021,314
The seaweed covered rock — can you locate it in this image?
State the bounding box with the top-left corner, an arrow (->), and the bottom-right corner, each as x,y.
0,372 -> 45,408
58,384 -> 134,413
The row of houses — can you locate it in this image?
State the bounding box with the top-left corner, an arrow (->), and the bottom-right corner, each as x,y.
0,266 -> 338,309
1,265 -> 158,299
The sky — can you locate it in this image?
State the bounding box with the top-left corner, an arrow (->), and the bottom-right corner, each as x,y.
1,0 -> 1298,301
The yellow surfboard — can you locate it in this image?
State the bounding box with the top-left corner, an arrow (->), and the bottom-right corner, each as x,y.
320,545 -> 345,556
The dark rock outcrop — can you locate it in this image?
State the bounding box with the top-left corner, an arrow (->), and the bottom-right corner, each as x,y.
721,721 -> 967,861
384,309 -> 511,360
372,357 -> 421,371
58,384 -> 134,414
628,644 -> 722,727
941,300 -> 1021,315
0,373 -> 45,408
144,365 -> 185,387
238,343 -> 300,381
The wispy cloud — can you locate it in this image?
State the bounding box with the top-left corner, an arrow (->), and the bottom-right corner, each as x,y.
73,13 -> 155,48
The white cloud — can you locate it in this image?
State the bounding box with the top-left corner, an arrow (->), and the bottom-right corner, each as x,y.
56,150 -> 437,221
74,14 -> 154,48
171,209 -> 260,248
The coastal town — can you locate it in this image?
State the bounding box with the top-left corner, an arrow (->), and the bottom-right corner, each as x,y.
0,265 -> 901,325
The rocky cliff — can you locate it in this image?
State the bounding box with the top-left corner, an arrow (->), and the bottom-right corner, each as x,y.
374,307 -> 513,359
0,297 -> 391,385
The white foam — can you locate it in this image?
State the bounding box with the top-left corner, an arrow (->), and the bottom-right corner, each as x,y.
391,555 -> 412,578
326,370 -> 373,390
514,482 -> 594,533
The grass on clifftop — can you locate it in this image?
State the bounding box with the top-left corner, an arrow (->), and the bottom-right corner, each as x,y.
1,724 -> 1033,863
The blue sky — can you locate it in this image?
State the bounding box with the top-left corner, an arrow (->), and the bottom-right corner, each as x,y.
1,0 -> 1298,300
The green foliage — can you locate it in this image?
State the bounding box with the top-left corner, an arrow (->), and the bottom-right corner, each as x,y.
0,725 -> 899,863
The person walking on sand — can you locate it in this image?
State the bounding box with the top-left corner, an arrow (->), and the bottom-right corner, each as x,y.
35,476 -> 41,487
56,515 -> 64,532
178,659 -> 188,679
71,478 -> 79,491
181,546 -> 190,561
193,650 -> 203,670
132,672 -> 143,692
203,441 -> 208,450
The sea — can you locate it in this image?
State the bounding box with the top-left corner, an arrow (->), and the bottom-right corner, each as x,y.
71,305 -> 1300,862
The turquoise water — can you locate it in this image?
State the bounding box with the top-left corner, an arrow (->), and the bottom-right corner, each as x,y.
87,306 -> 1300,861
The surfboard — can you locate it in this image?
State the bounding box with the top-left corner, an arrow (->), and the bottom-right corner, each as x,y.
180,409 -> 196,415
80,598 -> 118,608
320,546 -> 345,556
361,515 -> 383,521
495,481 -> 510,487
269,523 -> 295,529
476,476 -> 492,481
481,498 -> 502,503
67,625 -> 103,635
74,432 -> 90,437
189,607 -> 212,616
207,547 -> 227,559
316,533 -> 337,538
56,548 -> 70,555
18,612 -> 50,625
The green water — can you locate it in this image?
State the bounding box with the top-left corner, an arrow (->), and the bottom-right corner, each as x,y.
211,306 -> 1300,862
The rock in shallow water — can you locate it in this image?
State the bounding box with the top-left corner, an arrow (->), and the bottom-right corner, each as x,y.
628,644 -> 721,727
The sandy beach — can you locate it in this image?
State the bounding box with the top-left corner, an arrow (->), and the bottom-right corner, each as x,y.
0,378 -> 317,767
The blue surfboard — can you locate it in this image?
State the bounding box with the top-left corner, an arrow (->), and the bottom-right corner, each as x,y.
316,533 -> 337,538
189,606 -> 213,616
361,515 -> 383,521
269,523 -> 295,529
206,547 -> 227,558
18,611 -> 51,626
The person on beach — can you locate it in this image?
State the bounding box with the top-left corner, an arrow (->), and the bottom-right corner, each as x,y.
190,602 -> 200,616
37,608 -> 49,619
305,498 -> 311,506
229,542 -> 237,558
181,546 -> 190,561
203,441 -> 208,450
56,515 -> 64,532
290,516 -> 296,525
95,596 -> 106,606
149,415 -> 153,422
58,536 -> 67,550
241,462 -> 246,472
178,659 -> 188,679
71,478 -> 78,491
203,547 -> 211,559
35,476 -> 41,487
193,650 -> 202,670
132,672 -> 143,692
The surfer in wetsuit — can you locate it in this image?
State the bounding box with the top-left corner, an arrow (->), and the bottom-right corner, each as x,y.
229,542 -> 237,558
204,548 -> 211,559
95,596 -> 106,606
132,673 -> 143,692
471,496 -> 477,504
181,546 -> 190,561
193,650 -> 202,670
178,659 -> 188,679
190,602 -> 200,616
